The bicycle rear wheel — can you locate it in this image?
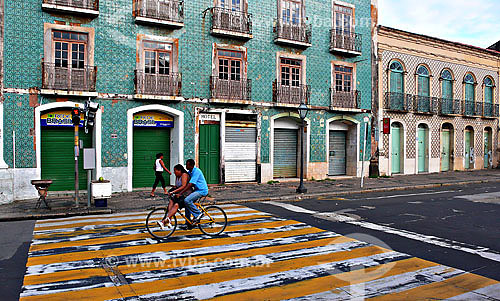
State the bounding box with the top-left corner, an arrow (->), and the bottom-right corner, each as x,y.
146,208 -> 177,239
198,206 -> 227,236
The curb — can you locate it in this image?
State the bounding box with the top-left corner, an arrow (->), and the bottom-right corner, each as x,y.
215,178 -> 500,205
2,178 -> 499,221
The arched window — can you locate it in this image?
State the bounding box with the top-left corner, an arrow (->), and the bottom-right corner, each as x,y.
441,70 -> 453,99
417,65 -> 430,97
484,77 -> 494,117
464,73 -> 476,116
464,73 -> 475,101
389,61 -> 404,94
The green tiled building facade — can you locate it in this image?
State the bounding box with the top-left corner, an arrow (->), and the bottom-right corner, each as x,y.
0,0 -> 372,202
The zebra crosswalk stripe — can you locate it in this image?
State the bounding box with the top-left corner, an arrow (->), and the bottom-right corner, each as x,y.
20,205 -> 499,300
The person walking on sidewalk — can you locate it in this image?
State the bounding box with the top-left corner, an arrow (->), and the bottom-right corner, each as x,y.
176,159 -> 208,230
150,153 -> 172,197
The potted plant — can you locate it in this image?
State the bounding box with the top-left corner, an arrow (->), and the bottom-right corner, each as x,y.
91,177 -> 112,207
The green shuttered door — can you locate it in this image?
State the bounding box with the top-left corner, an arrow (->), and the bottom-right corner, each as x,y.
41,127 -> 92,191
199,124 -> 220,184
133,127 -> 170,188
441,131 -> 451,172
273,129 -> 298,178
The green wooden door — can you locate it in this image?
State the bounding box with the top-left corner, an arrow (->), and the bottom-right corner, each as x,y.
441,131 -> 451,171
391,124 -> 402,174
484,131 -> 491,168
199,124 -> 220,184
41,127 -> 92,191
417,126 -> 428,173
464,130 -> 472,169
133,127 -> 170,188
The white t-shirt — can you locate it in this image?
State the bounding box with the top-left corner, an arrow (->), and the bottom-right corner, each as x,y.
155,159 -> 164,172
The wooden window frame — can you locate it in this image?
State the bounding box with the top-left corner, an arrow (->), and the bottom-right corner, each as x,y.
280,57 -> 302,87
217,0 -> 244,12
43,23 -> 95,67
334,65 -> 353,92
333,1 -> 355,35
136,34 -> 179,74
278,0 -> 304,26
143,40 -> 173,75
52,30 -> 88,69
217,49 -> 244,81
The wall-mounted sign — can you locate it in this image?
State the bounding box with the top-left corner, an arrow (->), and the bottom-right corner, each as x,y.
200,113 -> 220,125
383,118 -> 390,134
133,112 -> 174,128
41,110 -> 84,127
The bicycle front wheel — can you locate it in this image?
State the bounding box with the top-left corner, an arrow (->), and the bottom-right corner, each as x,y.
198,206 -> 227,236
146,208 -> 177,239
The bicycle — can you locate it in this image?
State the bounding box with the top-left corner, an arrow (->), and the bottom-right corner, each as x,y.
145,194 -> 228,239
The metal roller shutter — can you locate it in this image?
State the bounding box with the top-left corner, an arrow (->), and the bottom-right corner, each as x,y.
41,127 -> 92,191
225,127 -> 257,182
133,127 -> 170,188
273,128 -> 298,178
329,131 -> 347,176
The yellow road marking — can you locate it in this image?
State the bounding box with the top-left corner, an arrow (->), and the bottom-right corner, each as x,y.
30,219 -> 301,252
27,226 -> 323,267
33,214 -> 272,240
208,257 -> 440,301
369,272 -> 499,300
24,236 -> 355,286
20,245 -> 388,301
34,210 -> 260,231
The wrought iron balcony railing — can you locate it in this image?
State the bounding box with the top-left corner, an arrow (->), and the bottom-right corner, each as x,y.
210,77 -> 251,101
273,19 -> 312,46
273,80 -> 310,105
135,0 -> 184,24
330,89 -> 360,109
210,7 -> 252,36
135,71 -> 182,97
483,102 -> 500,118
42,63 -> 97,92
439,98 -> 462,115
463,100 -> 476,116
42,0 -> 99,11
414,95 -> 437,114
329,30 -> 362,55
384,92 -> 412,112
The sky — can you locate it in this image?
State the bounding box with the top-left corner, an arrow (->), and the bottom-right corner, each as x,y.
379,0 -> 500,48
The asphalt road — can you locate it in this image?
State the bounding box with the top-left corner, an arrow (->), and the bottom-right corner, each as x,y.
0,220 -> 34,301
247,182 -> 500,281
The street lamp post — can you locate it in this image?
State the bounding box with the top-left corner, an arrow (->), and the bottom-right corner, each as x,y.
296,103 -> 309,194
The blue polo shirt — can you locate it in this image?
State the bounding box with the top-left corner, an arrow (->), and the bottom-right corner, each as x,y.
188,167 -> 209,196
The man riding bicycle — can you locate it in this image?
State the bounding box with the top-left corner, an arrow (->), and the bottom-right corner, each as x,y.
175,159 -> 208,230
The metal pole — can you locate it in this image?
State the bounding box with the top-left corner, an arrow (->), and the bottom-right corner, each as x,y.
361,121 -> 369,188
87,169 -> 91,207
296,118 -> 307,193
74,124 -> 79,207
12,130 -> 15,200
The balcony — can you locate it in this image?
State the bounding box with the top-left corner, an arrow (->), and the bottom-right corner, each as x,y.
210,7 -> 252,39
134,71 -> 182,100
483,103 -> 500,118
463,100 -> 477,117
330,89 -> 360,111
414,95 -> 437,114
329,30 -> 362,56
273,81 -> 310,105
439,98 -> 462,115
384,92 -> 412,112
42,0 -> 99,16
273,19 -> 312,48
41,62 -> 97,97
209,77 -> 251,103
135,0 -> 184,28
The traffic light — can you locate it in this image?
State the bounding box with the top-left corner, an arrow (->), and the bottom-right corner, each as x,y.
84,101 -> 100,133
71,108 -> 81,126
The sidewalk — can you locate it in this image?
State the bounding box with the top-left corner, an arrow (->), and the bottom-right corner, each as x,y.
2,169 -> 500,221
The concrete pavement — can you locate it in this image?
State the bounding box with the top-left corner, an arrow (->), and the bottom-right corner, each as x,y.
2,169 -> 500,221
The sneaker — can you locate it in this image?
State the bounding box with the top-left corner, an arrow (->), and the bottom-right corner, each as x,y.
157,221 -> 166,230
192,214 -> 204,225
180,224 -> 194,230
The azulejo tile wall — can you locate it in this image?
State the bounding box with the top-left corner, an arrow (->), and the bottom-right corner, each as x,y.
2,0 -> 373,193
